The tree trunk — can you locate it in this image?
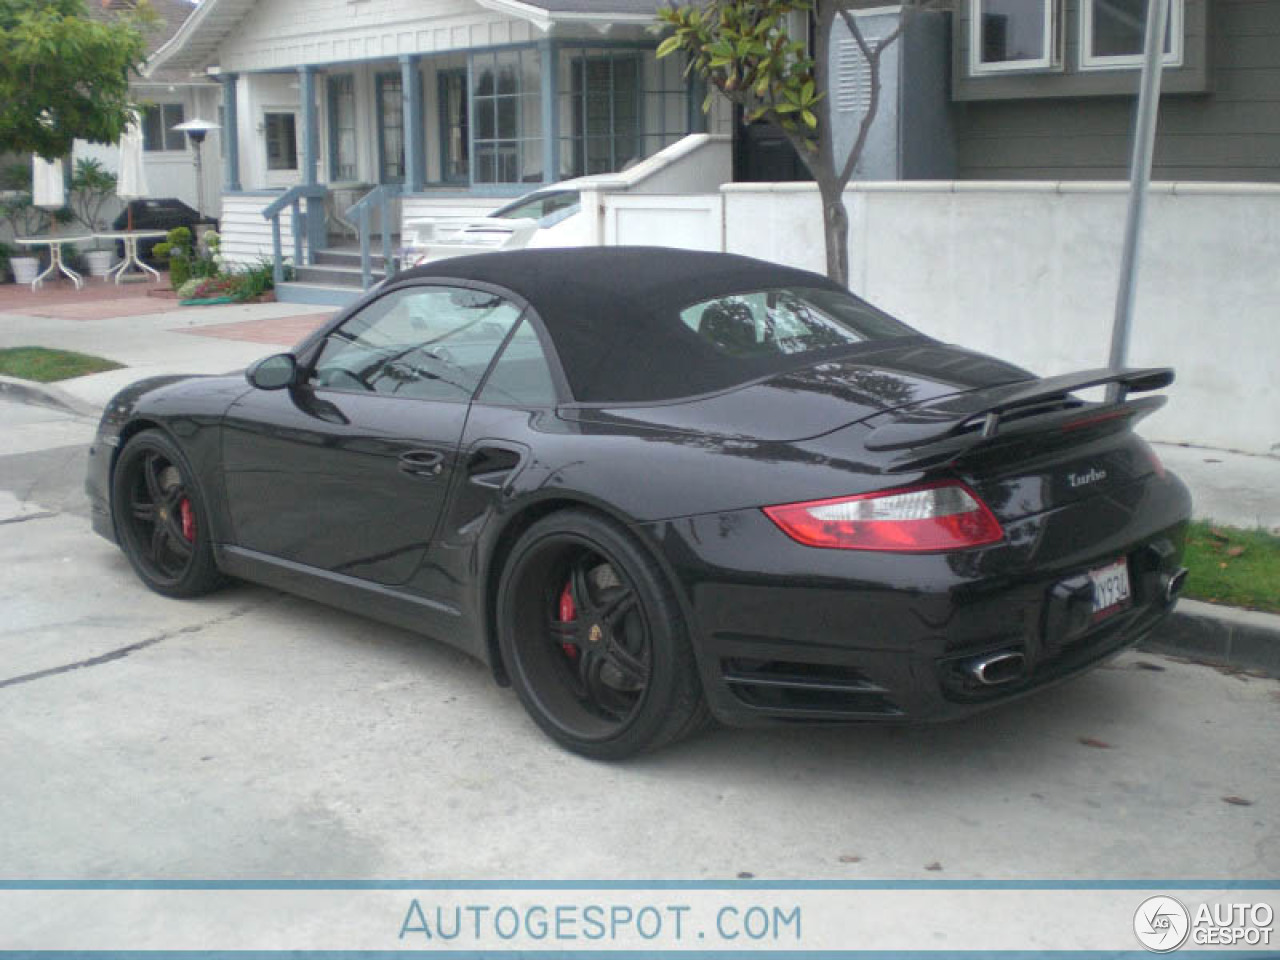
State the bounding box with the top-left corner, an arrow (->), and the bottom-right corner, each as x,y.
820,182 -> 850,287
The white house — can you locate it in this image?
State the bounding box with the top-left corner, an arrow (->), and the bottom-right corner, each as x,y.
73,0 -> 222,224
143,0 -> 735,298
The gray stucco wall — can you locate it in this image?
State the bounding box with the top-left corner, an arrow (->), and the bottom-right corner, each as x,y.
952,0 -> 1280,182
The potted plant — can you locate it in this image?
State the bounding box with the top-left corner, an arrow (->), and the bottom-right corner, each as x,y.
69,158 -> 118,278
0,164 -> 44,285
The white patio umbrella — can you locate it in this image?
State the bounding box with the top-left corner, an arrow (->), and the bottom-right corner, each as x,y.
31,155 -> 66,232
117,113 -> 150,231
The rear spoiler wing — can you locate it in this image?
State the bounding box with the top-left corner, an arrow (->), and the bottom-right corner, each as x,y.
864,366 -> 1174,468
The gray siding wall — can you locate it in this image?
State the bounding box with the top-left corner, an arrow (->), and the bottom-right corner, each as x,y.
953,0 -> 1280,181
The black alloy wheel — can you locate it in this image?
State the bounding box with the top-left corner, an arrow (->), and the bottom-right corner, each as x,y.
497,509 -> 708,760
111,429 -> 223,598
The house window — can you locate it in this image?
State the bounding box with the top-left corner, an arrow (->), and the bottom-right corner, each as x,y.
1081,0 -> 1182,69
562,53 -> 641,178
142,103 -> 186,151
970,0 -> 1056,74
376,73 -> 405,183
328,74 -> 357,180
471,48 -> 542,185
264,112 -> 298,171
439,69 -> 469,183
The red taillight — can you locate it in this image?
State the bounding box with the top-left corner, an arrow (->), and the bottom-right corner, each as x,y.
763,481 -> 1004,553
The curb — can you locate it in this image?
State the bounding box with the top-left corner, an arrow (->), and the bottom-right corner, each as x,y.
0,375 -> 99,419
1141,598 -> 1280,677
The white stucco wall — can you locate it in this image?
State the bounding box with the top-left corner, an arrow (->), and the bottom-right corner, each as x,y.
603,181 -> 1280,457
71,84 -> 223,222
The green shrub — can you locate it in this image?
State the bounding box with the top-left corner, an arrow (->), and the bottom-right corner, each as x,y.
175,277 -> 203,299
153,226 -> 195,289
231,258 -> 277,301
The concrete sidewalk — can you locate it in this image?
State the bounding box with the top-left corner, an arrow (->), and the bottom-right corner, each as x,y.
0,281 -> 332,411
1150,443 -> 1280,531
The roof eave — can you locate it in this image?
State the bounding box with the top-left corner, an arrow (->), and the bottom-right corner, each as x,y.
144,0 -> 256,77
473,0 -> 657,32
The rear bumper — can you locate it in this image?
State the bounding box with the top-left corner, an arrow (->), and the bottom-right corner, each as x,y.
641,472 -> 1192,727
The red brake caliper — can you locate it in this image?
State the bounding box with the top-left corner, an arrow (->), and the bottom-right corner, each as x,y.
178,498 -> 196,543
558,580 -> 579,660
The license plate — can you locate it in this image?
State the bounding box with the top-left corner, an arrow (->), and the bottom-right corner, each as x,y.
1089,558 -> 1132,618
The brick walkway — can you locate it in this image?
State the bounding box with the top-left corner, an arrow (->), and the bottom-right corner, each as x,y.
0,278 -> 332,345
0,277 -> 178,320
178,313 -> 331,346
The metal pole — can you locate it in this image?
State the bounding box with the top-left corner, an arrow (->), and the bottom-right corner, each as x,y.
193,142 -> 205,220
1107,0 -> 1170,399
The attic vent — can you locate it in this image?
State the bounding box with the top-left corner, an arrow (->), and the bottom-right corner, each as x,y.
835,36 -> 876,114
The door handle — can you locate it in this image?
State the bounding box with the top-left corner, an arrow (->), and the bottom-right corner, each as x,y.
398,449 -> 445,478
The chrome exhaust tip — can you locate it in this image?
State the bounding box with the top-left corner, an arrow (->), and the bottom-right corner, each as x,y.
1163,567 -> 1189,604
970,651 -> 1026,686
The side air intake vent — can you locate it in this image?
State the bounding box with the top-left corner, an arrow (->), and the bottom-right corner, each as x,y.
721,658 -> 902,717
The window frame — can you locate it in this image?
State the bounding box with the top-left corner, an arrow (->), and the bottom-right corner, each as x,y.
262,111 -> 299,172
565,51 -> 643,179
142,103 -> 187,153
1079,0 -> 1183,71
303,279 -> 567,406
468,46 -> 543,186
473,315 -> 562,409
375,72 -> 406,185
327,73 -> 358,182
968,0 -> 1057,76
438,68 -> 470,184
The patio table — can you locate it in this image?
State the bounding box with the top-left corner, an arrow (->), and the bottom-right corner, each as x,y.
95,230 -> 170,284
14,235 -> 95,291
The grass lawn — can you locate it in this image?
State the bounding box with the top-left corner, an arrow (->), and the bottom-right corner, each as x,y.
1182,521 -> 1280,614
0,346 -> 122,382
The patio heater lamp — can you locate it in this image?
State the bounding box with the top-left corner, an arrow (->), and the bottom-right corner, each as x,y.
172,118 -> 220,220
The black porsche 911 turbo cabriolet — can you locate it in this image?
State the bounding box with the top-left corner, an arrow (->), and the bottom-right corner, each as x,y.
86,247 -> 1191,759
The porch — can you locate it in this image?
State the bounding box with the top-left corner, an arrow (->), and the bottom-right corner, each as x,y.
213,37 -> 724,301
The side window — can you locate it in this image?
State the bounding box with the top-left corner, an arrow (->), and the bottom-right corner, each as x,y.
311,286 -> 523,402
476,318 -> 558,407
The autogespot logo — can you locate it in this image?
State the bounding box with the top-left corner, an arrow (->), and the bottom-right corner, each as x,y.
1134,896 -> 1191,953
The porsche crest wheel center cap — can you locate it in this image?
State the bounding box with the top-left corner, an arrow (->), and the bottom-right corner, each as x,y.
588,623 -> 604,646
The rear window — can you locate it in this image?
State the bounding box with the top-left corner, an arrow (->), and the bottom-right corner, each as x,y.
560,285 -> 918,405
678,287 -> 913,361
490,190 -> 581,225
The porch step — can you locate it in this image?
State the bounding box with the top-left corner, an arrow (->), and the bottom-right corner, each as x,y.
276,282 -> 365,307
293,263 -> 386,287
312,247 -> 392,270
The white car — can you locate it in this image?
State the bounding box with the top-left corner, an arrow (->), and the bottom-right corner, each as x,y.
404,187 -> 587,264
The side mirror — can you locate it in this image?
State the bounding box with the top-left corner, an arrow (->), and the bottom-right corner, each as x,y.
246,353 -> 299,391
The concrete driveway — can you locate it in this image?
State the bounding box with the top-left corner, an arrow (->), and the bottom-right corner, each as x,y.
1,394 -> 1277,881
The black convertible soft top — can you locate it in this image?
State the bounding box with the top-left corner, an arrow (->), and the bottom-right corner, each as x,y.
400,246 -> 888,404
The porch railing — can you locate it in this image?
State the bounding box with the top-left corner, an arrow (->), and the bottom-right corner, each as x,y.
346,184 -> 403,290
263,184 -> 326,285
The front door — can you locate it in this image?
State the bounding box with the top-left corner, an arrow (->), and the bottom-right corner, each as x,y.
221,283 -> 525,586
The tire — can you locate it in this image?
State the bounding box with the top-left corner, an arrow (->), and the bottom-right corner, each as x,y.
110,429 -> 225,598
496,509 -> 709,760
